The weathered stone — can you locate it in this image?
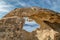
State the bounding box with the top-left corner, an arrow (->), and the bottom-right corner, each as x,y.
0,16 -> 38,40
0,16 -> 25,30
0,7 -> 60,40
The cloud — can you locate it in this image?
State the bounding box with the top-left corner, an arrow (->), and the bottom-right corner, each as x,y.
15,0 -> 31,7
0,0 -> 15,18
0,0 -> 14,12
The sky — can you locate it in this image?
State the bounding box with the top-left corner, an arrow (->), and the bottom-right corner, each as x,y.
0,0 -> 60,18
0,0 -> 60,32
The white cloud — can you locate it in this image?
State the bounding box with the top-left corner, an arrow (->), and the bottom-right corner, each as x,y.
0,0 -> 15,18
0,9 -> 9,12
16,0 -> 31,7
0,0 -> 14,12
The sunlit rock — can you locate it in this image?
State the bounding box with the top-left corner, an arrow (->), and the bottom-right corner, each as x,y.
0,7 -> 60,40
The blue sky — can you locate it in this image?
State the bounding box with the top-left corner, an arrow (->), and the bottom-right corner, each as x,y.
0,0 -> 60,18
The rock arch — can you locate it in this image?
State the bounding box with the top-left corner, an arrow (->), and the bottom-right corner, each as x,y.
0,7 -> 60,40
3,7 -> 60,29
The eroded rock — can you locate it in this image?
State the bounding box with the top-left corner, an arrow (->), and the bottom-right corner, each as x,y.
0,16 -> 25,30
0,16 -> 38,40
0,7 -> 60,40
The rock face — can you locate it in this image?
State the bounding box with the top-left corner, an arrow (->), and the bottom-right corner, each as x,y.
0,17 -> 38,40
0,7 -> 60,40
0,16 -> 25,30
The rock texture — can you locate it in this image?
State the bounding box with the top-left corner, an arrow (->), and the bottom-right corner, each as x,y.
0,16 -> 25,30
0,17 -> 38,40
0,7 -> 60,40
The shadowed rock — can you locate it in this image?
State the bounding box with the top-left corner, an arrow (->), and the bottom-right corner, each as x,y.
44,21 -> 60,32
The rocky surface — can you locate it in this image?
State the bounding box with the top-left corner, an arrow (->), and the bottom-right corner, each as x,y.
0,7 -> 60,40
0,16 -> 25,30
0,17 -> 38,40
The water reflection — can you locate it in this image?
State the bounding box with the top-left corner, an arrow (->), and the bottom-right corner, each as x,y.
23,17 -> 40,32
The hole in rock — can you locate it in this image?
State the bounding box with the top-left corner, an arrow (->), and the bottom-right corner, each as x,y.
23,17 -> 40,32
